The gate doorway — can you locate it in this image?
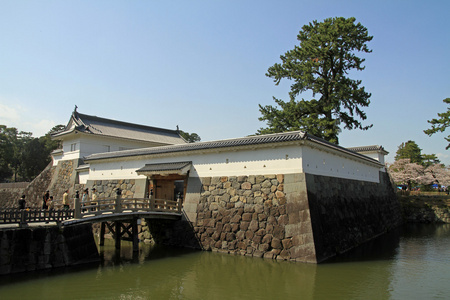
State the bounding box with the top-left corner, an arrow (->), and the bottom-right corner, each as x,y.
148,175 -> 188,204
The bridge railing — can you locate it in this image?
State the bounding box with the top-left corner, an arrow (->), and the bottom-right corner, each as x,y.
0,195 -> 182,225
0,209 -> 75,225
77,195 -> 182,218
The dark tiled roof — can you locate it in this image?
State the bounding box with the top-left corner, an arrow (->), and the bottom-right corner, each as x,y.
84,130 -> 382,166
52,111 -> 186,145
136,161 -> 192,173
348,145 -> 389,154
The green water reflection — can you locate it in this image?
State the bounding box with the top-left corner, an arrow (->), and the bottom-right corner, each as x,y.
0,224 -> 449,300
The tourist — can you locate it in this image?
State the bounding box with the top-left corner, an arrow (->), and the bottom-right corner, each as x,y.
42,190 -> 49,210
82,188 -> 89,211
62,190 -> 69,209
91,188 -> 97,211
48,196 -> 55,210
18,195 -> 26,210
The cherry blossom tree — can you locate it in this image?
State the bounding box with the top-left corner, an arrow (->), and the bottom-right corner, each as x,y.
423,163 -> 450,187
388,159 -> 450,191
388,159 -> 425,190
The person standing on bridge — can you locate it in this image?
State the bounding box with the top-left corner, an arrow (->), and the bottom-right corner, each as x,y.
82,188 -> 89,211
91,188 -> 97,211
63,190 -> 69,209
18,195 -> 26,209
48,196 -> 55,210
42,190 -> 49,210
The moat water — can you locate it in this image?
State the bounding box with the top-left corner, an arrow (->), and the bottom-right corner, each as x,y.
0,223 -> 449,300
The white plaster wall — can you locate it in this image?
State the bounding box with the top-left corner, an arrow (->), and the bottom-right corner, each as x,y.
78,169 -> 89,184
58,137 -> 82,162
88,145 -> 304,180
55,134 -> 160,163
52,152 -> 63,166
302,146 -> 380,182
86,143 -> 382,183
363,152 -> 385,165
78,135 -> 152,157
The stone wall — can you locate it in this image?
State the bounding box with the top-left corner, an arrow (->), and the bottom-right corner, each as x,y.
0,224 -> 99,275
401,202 -> 450,223
190,174 -> 317,262
146,217 -> 201,249
0,162 -> 56,209
0,159 -> 84,209
306,171 -> 402,262
47,159 -> 81,202
172,171 -> 402,263
0,182 -> 29,209
0,160 -> 156,210
88,179 -> 145,199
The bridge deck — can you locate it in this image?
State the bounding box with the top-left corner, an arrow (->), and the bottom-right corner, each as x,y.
0,197 -> 182,226
62,210 -> 181,225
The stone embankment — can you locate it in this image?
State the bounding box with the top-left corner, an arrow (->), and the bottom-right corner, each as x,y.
399,195 -> 450,223
0,182 -> 29,208
0,224 -> 99,275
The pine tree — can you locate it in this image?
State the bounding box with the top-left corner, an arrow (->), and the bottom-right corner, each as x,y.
424,98 -> 450,149
258,17 -> 373,144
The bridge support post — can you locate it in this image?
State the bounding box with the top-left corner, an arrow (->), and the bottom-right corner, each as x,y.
19,210 -> 27,228
115,189 -> 122,214
74,193 -> 81,219
132,218 -> 139,253
99,222 -> 106,246
115,222 -> 121,250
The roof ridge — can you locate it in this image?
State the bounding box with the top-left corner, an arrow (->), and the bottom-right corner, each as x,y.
76,112 -> 179,134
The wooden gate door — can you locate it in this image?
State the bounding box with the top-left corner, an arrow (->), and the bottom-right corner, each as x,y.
155,180 -> 174,200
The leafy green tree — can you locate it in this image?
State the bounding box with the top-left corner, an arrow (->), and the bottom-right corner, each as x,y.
180,131 -> 201,143
0,125 -> 14,181
39,124 -> 65,154
395,140 -> 423,164
424,98 -> 450,149
422,154 -> 440,167
11,130 -> 33,182
21,138 -> 47,181
394,140 -> 441,168
258,17 -> 373,144
0,124 -> 64,182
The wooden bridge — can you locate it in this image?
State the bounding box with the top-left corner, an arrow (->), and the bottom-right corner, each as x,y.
0,194 -> 183,252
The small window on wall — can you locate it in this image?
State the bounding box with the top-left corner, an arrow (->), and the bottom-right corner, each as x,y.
103,145 -> 111,152
70,143 -> 77,151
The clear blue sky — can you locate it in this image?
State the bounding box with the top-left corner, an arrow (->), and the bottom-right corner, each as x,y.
1,1 -> 449,164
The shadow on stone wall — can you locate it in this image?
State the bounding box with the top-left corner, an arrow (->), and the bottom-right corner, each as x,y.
307,172 -> 402,262
0,224 -> 99,275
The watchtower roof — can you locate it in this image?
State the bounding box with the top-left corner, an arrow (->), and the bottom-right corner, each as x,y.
52,109 -> 186,145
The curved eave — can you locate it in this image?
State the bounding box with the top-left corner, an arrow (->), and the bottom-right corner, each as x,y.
76,164 -> 90,171
51,127 -> 77,139
51,148 -> 64,155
